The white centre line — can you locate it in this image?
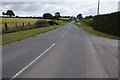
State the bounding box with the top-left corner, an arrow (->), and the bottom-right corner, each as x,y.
11,43 -> 55,79
61,31 -> 68,38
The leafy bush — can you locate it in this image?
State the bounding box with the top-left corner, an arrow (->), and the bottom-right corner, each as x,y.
81,19 -> 93,26
43,13 -> 53,19
93,12 -> 120,36
35,20 -> 49,27
55,20 -> 63,24
48,21 -> 58,25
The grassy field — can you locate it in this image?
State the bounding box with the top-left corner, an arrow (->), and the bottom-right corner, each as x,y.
1,18 -> 51,32
2,23 -> 66,45
1,17 -> 67,45
75,23 -> 120,40
1,18 -> 42,23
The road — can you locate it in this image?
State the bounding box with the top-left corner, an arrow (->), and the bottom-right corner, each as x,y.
2,22 -> 118,78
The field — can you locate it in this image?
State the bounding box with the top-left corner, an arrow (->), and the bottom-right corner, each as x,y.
1,18 -> 52,33
1,17 -> 67,45
1,18 -> 49,28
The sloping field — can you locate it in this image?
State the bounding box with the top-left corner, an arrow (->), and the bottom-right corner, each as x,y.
1,18 -> 48,23
1,18 -> 49,32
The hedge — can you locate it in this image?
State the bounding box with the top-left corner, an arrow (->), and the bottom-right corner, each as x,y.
48,21 -> 59,25
93,12 -> 120,36
35,20 -> 49,27
81,19 -> 93,26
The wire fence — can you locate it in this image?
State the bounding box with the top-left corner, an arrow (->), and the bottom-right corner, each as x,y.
2,22 -> 35,33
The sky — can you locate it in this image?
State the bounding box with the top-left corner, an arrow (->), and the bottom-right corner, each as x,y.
0,0 -> 119,17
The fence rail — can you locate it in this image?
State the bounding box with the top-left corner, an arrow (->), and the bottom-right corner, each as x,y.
2,22 -> 35,33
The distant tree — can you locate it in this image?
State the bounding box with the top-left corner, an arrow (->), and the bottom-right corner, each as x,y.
43,13 -> 53,19
54,12 -> 61,20
55,12 -> 61,17
70,16 -> 73,20
16,16 -> 19,17
84,15 -> 93,19
2,12 -> 6,15
61,16 -> 70,18
6,10 -> 15,17
77,14 -> 83,20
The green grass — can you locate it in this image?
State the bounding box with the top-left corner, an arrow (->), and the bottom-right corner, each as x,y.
1,18 -> 64,33
75,23 -> 120,40
2,23 -> 66,45
59,18 -> 70,20
1,18 -> 49,30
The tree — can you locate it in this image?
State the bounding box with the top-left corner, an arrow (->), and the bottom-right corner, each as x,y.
6,10 -> 15,17
84,15 -> 93,19
55,12 -> 60,17
2,12 -> 5,15
54,12 -> 61,20
77,14 -> 83,20
43,13 -> 53,19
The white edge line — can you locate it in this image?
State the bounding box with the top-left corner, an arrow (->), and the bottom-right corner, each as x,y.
11,43 -> 55,79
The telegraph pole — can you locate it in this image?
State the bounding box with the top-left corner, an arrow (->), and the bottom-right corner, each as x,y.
97,0 -> 100,15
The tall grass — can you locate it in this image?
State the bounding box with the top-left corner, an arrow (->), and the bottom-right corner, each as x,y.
1,18 -> 63,33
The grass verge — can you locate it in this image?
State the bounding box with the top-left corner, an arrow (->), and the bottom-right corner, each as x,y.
3,23 -> 66,45
75,23 -> 120,40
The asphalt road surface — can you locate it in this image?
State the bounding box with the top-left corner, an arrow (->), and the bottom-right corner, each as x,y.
2,22 -> 118,78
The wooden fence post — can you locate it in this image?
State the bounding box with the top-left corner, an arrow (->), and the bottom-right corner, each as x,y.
28,22 -> 30,26
22,22 -> 24,26
5,23 -> 8,30
16,23 -> 17,28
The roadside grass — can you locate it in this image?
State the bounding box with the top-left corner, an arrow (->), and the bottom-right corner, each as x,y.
59,18 -> 70,20
75,23 -> 120,40
2,23 -> 66,45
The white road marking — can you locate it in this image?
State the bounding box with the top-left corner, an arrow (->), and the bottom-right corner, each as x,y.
61,31 -> 68,38
11,43 -> 55,79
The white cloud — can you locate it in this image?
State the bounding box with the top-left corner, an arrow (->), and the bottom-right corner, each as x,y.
0,1 -> 119,17
2,0 -> 119,2
99,2 -> 118,14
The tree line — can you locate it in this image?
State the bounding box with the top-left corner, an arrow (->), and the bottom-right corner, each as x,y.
2,10 -> 85,20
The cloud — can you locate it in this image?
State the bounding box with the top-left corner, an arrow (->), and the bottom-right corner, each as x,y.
2,0 -> 119,2
0,1 -> 119,17
99,2 -> 118,14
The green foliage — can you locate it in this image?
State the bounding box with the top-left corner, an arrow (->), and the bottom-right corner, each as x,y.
6,10 -> 15,17
55,20 -> 63,24
48,21 -> 58,25
81,19 -> 93,26
43,13 -> 53,19
75,23 -> 119,40
77,14 -> 83,20
54,12 -> 61,20
2,12 -> 6,15
93,12 -> 120,36
55,12 -> 61,17
47,20 -> 63,25
84,15 -> 93,19
35,20 -> 49,27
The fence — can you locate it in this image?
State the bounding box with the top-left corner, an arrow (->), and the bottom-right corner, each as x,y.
93,12 -> 120,36
2,22 -> 35,33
